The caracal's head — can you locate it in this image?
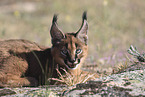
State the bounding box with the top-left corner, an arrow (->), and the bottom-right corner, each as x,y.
50,12 -> 88,70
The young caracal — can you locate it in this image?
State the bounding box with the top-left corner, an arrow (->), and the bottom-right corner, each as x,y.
0,12 -> 89,87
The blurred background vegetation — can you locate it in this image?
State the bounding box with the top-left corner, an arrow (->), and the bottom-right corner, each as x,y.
0,0 -> 145,73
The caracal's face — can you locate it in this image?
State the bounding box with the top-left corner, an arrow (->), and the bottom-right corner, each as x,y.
51,34 -> 88,70
50,12 -> 88,70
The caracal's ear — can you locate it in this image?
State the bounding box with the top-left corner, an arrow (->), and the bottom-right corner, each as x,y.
76,11 -> 88,45
50,14 -> 65,45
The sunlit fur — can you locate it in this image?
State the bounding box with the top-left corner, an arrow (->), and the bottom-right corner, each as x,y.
0,12 -> 88,87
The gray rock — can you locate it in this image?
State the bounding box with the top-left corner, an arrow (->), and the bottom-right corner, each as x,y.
0,69 -> 145,97
0,88 -> 16,96
63,69 -> 145,97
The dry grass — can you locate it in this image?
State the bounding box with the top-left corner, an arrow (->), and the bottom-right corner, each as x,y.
50,66 -> 96,86
112,61 -> 129,74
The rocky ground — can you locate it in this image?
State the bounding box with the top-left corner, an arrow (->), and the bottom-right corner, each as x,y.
0,62 -> 145,97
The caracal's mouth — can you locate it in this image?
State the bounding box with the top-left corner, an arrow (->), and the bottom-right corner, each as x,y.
64,59 -> 80,70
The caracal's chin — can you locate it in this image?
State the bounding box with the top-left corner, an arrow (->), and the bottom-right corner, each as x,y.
65,63 -> 80,70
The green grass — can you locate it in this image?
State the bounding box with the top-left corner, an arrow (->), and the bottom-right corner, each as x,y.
0,0 -> 145,74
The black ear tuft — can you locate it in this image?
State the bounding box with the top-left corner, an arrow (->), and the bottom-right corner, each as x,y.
82,11 -> 87,21
52,14 -> 58,23
75,11 -> 88,45
50,14 -> 64,45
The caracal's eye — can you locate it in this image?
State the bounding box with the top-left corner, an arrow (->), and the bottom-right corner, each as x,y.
76,49 -> 82,54
61,50 -> 68,56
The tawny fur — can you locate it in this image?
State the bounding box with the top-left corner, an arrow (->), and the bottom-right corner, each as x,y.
0,12 -> 91,87
0,39 -> 50,87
